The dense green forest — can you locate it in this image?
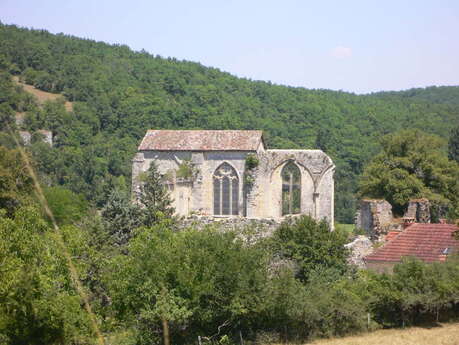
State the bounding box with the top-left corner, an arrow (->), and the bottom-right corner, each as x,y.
1,23 -> 458,222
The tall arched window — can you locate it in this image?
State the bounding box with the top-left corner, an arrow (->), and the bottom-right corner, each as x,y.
281,161 -> 301,215
213,163 -> 239,215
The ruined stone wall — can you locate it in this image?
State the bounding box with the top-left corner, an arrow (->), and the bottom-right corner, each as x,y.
355,199 -> 393,240
36,130 -> 53,146
131,150 -> 193,213
197,151 -> 249,215
132,150 -> 250,216
179,215 -> 280,240
19,131 -> 31,145
132,148 -> 335,228
404,198 -> 431,223
247,149 -> 334,227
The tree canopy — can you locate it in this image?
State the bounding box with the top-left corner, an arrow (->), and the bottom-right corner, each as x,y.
359,129 -> 459,217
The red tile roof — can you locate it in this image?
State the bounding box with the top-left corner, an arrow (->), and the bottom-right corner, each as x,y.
138,130 -> 264,151
365,223 -> 459,263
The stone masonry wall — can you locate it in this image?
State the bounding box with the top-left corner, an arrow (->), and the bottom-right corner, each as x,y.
355,199 -> 393,240
132,148 -> 335,228
179,215 -> 280,240
247,149 -> 335,226
404,198 -> 431,223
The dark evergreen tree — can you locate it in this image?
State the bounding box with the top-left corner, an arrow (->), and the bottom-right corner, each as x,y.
139,161 -> 174,226
101,188 -> 142,245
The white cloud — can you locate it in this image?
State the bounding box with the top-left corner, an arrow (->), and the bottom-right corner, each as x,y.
331,46 -> 352,59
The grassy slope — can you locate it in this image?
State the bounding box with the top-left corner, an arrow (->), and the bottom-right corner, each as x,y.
12,76 -> 73,111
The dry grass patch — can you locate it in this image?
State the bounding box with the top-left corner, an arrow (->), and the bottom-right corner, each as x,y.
298,323 -> 459,345
13,76 -> 73,111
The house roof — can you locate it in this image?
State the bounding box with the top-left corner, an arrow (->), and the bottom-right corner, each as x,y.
365,223 -> 459,263
138,130 -> 264,151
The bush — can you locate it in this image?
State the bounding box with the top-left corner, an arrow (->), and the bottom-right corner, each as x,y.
43,186 -> 88,225
270,216 -> 350,282
366,257 -> 459,327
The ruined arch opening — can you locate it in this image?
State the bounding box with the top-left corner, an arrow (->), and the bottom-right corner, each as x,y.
281,161 -> 301,215
213,162 -> 239,216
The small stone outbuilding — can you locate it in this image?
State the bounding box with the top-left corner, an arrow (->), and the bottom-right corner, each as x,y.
132,130 -> 335,227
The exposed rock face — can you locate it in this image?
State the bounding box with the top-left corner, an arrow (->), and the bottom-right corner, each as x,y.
404,198 -> 430,223
19,130 -> 53,146
355,199 -> 393,241
345,235 -> 373,268
19,131 -> 31,145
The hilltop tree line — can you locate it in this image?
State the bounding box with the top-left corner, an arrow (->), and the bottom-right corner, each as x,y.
1,23 -> 459,221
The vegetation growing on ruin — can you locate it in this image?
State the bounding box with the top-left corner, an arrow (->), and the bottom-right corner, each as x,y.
243,153 -> 259,186
175,159 -> 197,181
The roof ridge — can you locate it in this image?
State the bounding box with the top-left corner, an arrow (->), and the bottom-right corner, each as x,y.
138,130 -> 264,151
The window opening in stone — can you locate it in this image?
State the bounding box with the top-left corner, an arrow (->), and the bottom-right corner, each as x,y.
281,161 -> 301,215
213,163 -> 239,215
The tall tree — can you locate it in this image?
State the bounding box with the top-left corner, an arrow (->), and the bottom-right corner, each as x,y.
359,129 -> 459,216
448,125 -> 459,163
101,187 -> 142,245
108,223 -> 270,344
138,161 -> 174,226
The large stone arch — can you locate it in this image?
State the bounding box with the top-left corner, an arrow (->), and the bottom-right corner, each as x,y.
269,159 -> 315,218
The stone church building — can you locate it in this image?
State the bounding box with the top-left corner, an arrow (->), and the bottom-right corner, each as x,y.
132,130 -> 335,226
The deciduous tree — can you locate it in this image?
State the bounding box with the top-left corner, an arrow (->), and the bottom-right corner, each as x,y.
359,129 -> 459,216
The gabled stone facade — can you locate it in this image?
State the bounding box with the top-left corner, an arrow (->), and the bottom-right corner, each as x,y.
132,130 -> 335,227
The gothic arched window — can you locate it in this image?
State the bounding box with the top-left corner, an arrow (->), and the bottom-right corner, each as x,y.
213,163 -> 239,216
281,161 -> 301,215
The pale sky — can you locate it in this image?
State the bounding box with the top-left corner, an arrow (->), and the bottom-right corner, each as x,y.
1,0 -> 458,93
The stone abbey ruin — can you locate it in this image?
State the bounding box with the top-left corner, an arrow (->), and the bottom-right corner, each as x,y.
132,130 -> 335,227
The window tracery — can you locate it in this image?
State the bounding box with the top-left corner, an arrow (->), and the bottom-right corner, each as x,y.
213,163 -> 239,215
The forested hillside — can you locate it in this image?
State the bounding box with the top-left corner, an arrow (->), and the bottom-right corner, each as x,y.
1,23 -> 458,222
